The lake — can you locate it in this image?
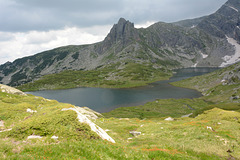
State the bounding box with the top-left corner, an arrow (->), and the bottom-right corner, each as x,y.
27,67 -> 218,113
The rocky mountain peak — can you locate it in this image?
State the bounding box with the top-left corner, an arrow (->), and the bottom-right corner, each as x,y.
117,18 -> 130,26
97,18 -> 140,54
197,0 -> 240,42
106,18 -> 137,42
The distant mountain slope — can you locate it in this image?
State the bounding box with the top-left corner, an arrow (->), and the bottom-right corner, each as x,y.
0,0 -> 239,87
198,0 -> 240,42
173,16 -> 207,28
172,61 -> 240,103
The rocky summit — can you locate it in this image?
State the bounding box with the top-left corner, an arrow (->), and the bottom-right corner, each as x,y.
0,0 -> 240,87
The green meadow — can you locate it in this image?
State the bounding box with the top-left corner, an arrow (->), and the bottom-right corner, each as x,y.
1,62 -> 240,159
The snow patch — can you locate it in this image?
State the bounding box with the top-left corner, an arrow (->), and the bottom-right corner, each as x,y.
220,37 -> 240,67
191,25 -> 196,29
62,107 -> 115,143
200,52 -> 208,59
192,62 -> 198,67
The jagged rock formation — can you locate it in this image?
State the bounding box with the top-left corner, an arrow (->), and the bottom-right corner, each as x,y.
0,0 -> 239,87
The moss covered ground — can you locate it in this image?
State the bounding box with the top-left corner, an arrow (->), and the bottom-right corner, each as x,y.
17,62 -> 171,92
1,87 -> 240,159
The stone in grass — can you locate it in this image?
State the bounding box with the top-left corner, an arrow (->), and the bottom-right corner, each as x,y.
0,120 -> 4,127
27,135 -> 42,139
26,108 -> 37,113
164,117 -> 174,121
51,135 -> 58,140
130,131 -> 141,137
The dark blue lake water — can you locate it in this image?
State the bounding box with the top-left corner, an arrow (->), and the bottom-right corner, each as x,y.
27,68 -> 218,112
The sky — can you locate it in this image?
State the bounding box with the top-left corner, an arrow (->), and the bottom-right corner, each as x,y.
0,0 -> 227,65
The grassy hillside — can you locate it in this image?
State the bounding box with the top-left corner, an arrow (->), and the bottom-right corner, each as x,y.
103,98 -> 212,119
17,62 -> 171,92
98,108 -> 240,159
0,92 -> 98,140
105,62 -> 240,119
1,62 -> 240,159
0,90 -> 239,159
0,89 -> 239,159
172,62 -> 240,103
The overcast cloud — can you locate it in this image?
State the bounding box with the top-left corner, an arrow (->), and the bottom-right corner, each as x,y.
0,0 -> 227,64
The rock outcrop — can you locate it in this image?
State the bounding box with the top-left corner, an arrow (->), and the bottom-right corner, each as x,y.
0,84 -> 26,95
62,107 -> 115,143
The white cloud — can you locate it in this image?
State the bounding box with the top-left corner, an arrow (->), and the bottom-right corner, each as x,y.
0,0 -> 228,65
0,25 -> 112,64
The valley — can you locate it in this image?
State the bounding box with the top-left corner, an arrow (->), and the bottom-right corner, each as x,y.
0,0 -> 240,159
0,62 -> 239,159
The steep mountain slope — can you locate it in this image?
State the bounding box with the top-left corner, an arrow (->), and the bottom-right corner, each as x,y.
173,16 -> 207,28
198,0 -> 240,42
0,0 -> 239,87
196,0 -> 240,67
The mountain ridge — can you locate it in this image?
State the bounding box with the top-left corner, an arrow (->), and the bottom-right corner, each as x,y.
0,0 -> 240,87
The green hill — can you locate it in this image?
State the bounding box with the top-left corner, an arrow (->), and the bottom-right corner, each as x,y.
1,74 -> 240,159
172,61 -> 240,103
17,62 -> 171,91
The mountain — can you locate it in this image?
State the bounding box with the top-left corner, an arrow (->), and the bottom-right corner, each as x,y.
0,0 -> 240,87
172,61 -> 240,103
198,0 -> 240,41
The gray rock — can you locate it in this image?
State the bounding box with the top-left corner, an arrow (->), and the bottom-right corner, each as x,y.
130,131 -> 141,137
27,135 -> 42,139
230,95 -> 239,100
0,84 -> 26,96
164,117 -> 174,121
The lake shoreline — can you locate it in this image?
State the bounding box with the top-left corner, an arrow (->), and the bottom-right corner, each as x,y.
27,68 -> 217,113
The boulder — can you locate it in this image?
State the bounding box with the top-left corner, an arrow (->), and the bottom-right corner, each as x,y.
129,131 -> 141,137
0,84 -> 26,96
164,117 -> 174,121
51,135 -> 58,140
26,108 -> 37,113
27,135 -> 42,139
0,120 -> 4,127
62,107 -> 115,143
75,106 -> 102,120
